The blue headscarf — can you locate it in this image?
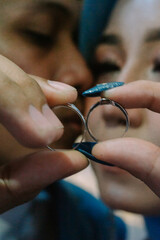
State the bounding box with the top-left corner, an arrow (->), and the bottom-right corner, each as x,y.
80,0 -> 118,62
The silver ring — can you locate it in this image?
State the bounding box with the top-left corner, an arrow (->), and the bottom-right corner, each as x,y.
86,98 -> 130,142
46,103 -> 86,151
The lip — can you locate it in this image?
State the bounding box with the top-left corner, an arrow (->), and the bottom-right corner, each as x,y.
66,121 -> 82,133
61,113 -> 82,124
62,113 -> 82,126
61,115 -> 83,138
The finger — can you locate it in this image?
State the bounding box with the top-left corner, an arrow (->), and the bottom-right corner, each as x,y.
0,55 -> 66,147
103,80 -> 160,113
30,75 -> 77,106
0,73 -> 64,147
0,55 -> 77,108
92,138 -> 160,197
0,55 -> 45,109
0,150 -> 88,213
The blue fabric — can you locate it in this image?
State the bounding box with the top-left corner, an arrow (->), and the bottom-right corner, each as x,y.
0,181 -> 126,240
47,181 -> 127,240
79,0 -> 118,62
144,216 -> 160,240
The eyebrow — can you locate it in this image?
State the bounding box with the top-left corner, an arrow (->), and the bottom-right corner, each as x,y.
98,34 -> 122,45
145,29 -> 160,42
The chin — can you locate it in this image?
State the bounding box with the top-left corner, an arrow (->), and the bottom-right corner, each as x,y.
101,192 -> 160,215
97,173 -> 160,215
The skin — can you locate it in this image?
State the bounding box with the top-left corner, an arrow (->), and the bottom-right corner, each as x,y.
86,0 -> 160,215
0,0 -> 93,213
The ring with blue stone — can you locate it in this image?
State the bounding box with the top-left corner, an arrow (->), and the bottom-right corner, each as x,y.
82,82 -> 124,97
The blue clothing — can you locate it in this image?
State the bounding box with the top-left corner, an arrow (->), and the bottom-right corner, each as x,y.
0,181 -> 126,240
79,0 -> 118,61
144,216 -> 160,240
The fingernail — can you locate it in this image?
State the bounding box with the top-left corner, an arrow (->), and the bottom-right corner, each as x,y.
82,82 -> 124,97
42,104 -> 63,128
47,80 -> 76,92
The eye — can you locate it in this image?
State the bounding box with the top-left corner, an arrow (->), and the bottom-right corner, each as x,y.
19,29 -> 53,48
91,61 -> 120,77
153,59 -> 160,72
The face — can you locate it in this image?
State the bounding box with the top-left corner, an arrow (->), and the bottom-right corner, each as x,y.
0,0 -> 93,160
85,0 -> 160,215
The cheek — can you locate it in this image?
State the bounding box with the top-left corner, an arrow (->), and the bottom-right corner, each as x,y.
6,49 -> 53,79
84,98 -> 99,116
85,98 -> 105,139
0,37 -> 54,78
97,72 -> 120,84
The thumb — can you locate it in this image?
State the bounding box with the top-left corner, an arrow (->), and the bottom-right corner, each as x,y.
0,150 -> 88,213
92,138 -> 160,197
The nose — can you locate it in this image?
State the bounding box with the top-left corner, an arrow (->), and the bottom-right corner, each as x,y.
51,34 -> 93,94
102,104 -> 143,128
103,60 -> 145,128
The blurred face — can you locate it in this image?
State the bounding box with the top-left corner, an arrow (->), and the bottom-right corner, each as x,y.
85,0 -> 160,214
0,0 -> 93,159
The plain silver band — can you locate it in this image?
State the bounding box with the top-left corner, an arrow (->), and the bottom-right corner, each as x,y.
46,103 -> 86,151
86,98 -> 130,142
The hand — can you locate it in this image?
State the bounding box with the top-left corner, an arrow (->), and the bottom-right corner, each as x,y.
0,150 -> 88,213
0,55 -> 88,213
92,80 -> 160,198
0,55 -> 78,149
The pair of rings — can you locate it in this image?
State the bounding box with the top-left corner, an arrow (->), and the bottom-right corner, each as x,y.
47,82 -> 129,166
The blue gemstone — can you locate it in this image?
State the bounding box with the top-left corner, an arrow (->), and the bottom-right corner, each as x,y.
82,82 -> 124,97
